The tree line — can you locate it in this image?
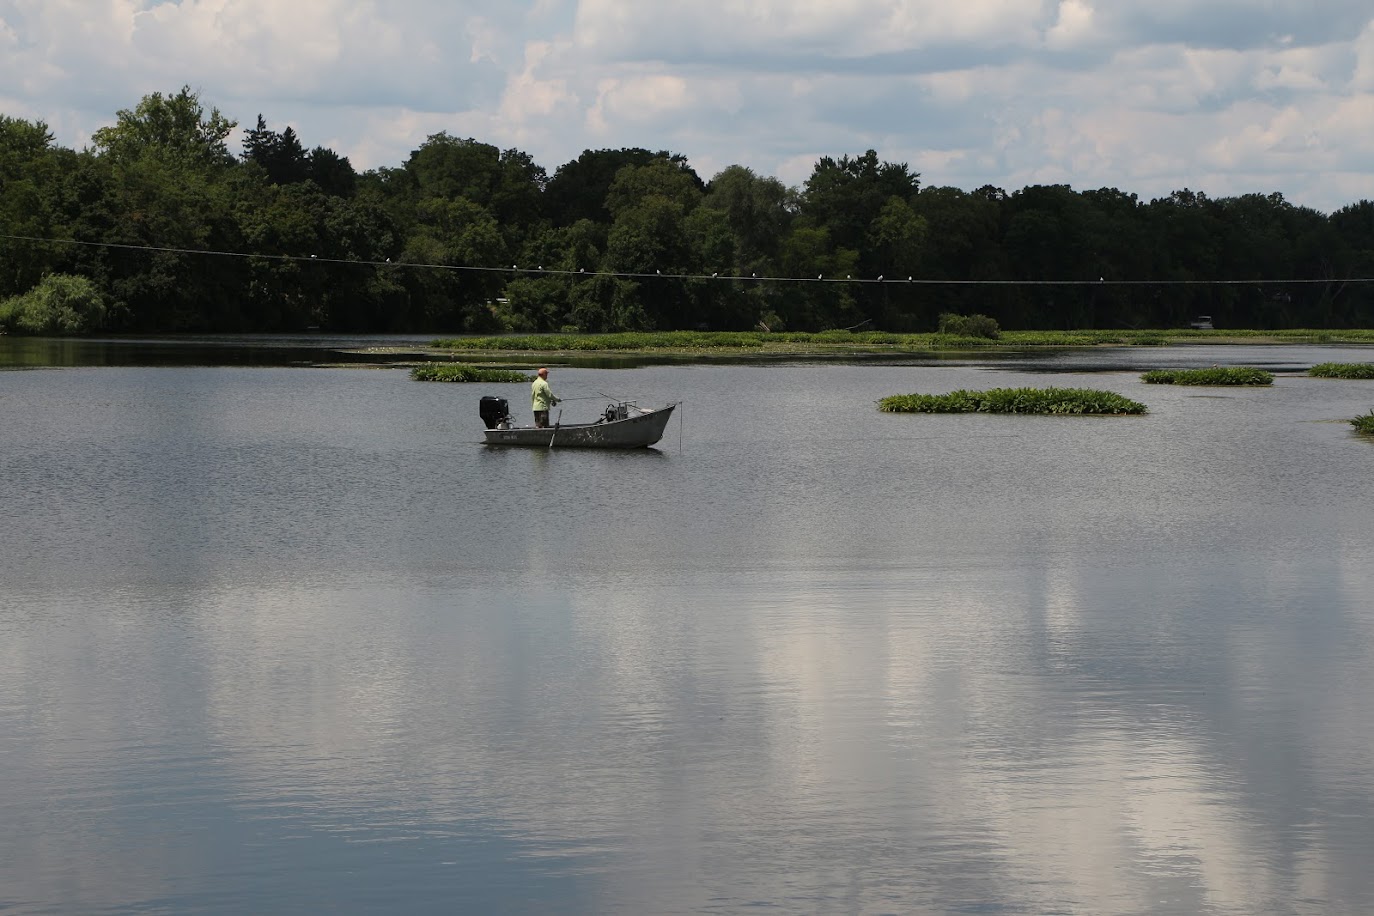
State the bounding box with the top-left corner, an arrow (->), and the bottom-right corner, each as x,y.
2,86 -> 1373,335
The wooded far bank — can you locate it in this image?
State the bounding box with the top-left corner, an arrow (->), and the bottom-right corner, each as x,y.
3,87 -> 1373,337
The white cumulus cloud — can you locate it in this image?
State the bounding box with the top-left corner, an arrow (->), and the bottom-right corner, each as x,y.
0,0 -> 1371,210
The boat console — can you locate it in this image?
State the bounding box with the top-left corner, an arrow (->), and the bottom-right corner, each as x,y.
601,402 -> 630,423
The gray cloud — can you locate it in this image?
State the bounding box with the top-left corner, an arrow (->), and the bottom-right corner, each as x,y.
1104,1 -> 1374,51
2,0 -> 1372,212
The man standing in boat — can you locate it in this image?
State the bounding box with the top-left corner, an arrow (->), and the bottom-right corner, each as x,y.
531,367 -> 559,427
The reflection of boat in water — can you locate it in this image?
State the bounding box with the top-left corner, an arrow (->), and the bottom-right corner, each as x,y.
479,396 -> 677,448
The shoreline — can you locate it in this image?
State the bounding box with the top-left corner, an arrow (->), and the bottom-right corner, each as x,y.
427,329 -> 1374,360
4,330 -> 1372,371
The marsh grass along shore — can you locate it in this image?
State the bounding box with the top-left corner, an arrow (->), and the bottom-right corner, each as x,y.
432,328 -> 1374,357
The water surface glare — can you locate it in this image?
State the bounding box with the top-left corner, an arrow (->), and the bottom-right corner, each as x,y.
2,354 -> 1373,914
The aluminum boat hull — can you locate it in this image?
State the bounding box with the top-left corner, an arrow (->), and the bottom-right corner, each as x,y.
483,403 -> 676,448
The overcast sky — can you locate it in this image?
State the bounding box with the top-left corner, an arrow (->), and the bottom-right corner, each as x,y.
3,0 -> 1372,213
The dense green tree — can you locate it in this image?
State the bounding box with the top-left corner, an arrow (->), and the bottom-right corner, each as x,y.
487,147 -> 547,235
242,115 -> 312,186
861,197 -> 929,329
567,274 -> 649,332
0,116 -> 68,296
1327,200 -> 1374,325
76,88 -> 244,329
911,186 -> 1004,279
234,177 -> 388,330
605,195 -> 697,328
605,159 -> 703,220
800,150 -> 920,265
1072,188 -> 1155,329
307,147 -> 357,197
389,195 -> 508,331
392,132 -> 541,258
701,165 -> 794,270
775,225 -> 859,330
0,115 -> 58,179
545,149 -> 702,227
498,276 -> 568,332
1330,200 -> 1374,252
404,133 -> 500,201
683,204 -> 761,329
7,90 -> 1374,334
401,133 -> 545,238
92,86 -> 236,172
60,155 -> 240,330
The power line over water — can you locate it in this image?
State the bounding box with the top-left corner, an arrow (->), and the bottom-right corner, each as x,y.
5,233 -> 1372,287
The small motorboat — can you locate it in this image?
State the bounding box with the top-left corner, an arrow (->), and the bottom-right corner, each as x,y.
479,396 -> 677,448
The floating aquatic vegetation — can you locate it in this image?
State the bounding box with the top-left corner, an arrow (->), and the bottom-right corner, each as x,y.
410,364 -> 533,383
878,387 -> 1147,415
1141,367 -> 1274,386
1309,362 -> 1374,379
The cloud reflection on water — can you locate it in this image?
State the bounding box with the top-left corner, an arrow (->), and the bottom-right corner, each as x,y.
3,360 -> 1373,912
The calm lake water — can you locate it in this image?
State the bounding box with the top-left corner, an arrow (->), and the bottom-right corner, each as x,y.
3,340 -> 1373,914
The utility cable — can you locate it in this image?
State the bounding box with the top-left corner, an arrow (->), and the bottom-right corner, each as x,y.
3,232 -> 1371,286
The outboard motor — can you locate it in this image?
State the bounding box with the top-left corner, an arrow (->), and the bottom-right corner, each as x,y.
479,396 -> 511,429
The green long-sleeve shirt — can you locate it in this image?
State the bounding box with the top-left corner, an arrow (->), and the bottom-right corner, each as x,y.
531,377 -> 558,412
